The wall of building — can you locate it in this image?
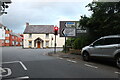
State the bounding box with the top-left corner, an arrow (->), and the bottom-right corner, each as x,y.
23,34 -> 65,48
0,26 -> 5,40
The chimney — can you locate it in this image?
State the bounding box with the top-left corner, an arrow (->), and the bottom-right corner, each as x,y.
26,22 -> 29,26
10,30 -> 12,32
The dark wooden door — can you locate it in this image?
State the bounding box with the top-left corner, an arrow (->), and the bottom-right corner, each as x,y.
37,42 -> 40,48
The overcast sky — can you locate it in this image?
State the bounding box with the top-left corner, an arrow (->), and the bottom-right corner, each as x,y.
1,0 -> 93,33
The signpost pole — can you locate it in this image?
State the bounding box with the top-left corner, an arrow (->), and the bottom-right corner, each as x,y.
65,35 -> 67,53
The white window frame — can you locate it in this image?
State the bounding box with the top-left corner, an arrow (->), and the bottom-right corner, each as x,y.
29,41 -> 32,46
29,34 -> 32,38
46,34 -> 49,39
5,34 -> 9,37
5,40 -> 9,43
12,41 -> 14,45
46,41 -> 49,47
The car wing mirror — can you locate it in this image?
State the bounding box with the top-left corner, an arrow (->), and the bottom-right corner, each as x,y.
90,44 -> 94,47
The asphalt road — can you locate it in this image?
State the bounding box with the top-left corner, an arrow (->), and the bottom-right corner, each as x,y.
1,47 -> 120,79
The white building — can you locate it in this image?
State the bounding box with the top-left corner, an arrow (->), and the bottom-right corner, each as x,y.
0,23 -> 5,40
23,23 -> 65,48
0,23 -> 5,46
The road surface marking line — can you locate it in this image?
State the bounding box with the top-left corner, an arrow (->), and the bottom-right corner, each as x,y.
0,68 -> 12,77
115,72 -> 120,74
67,59 -> 72,62
85,64 -> 98,69
66,59 -> 77,63
59,58 -> 63,60
71,60 -> 77,63
2,61 -> 20,64
11,76 -> 29,80
19,61 -> 27,71
2,61 -> 27,70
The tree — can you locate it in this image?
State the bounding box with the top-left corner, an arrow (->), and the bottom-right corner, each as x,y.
80,2 -> 120,41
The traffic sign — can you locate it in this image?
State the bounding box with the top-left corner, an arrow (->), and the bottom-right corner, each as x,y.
62,28 -> 76,37
60,21 -> 88,37
65,22 -> 75,27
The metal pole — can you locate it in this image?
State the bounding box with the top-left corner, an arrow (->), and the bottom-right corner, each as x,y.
65,35 -> 67,53
54,35 -> 56,54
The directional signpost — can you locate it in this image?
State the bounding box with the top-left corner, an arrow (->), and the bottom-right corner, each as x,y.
60,21 -> 88,53
60,21 -> 88,37
62,27 -> 76,37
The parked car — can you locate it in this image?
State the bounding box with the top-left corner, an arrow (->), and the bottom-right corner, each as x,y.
81,35 -> 120,68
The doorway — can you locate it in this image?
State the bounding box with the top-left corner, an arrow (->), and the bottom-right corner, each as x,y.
37,42 -> 40,48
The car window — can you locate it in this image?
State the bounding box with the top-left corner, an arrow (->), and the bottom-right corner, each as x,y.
104,38 -> 120,45
93,39 -> 104,46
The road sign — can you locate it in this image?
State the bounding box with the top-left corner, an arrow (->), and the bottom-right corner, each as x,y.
60,21 -> 88,37
65,22 -> 75,27
62,28 -> 76,37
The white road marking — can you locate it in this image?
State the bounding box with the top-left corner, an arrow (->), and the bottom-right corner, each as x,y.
115,72 -> 120,74
0,68 -> 12,77
0,67 -> 6,73
2,61 -> 27,70
85,64 -> 98,69
11,76 -> 29,80
71,60 -> 77,63
19,61 -> 27,70
67,59 -> 72,62
59,58 -> 63,60
66,59 -> 77,63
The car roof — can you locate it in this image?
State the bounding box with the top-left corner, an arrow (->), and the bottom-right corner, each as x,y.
101,35 -> 120,39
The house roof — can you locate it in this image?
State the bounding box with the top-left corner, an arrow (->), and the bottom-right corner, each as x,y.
10,32 -> 22,37
24,25 -> 55,34
0,23 -> 5,28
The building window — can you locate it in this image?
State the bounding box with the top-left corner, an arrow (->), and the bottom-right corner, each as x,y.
29,41 -> 32,46
12,41 -> 15,45
5,40 -> 9,43
16,42 -> 18,45
29,34 -> 32,38
12,36 -> 14,39
5,34 -> 9,37
2,34 -> 4,37
46,34 -> 49,39
20,42 -> 22,45
2,40 -> 4,43
46,41 -> 49,47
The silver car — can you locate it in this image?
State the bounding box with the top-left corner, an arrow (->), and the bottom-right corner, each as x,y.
81,35 -> 120,68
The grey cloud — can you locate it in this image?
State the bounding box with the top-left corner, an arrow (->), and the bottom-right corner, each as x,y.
2,1 -> 92,33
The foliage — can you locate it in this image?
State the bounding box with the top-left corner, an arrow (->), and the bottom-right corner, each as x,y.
65,2 -> 120,50
72,36 -> 89,49
80,2 -> 120,41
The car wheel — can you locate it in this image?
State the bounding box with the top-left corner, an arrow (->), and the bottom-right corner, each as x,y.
116,56 -> 120,69
82,52 -> 90,61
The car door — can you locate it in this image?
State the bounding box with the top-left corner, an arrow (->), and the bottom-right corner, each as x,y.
90,38 -> 105,57
101,38 -> 120,57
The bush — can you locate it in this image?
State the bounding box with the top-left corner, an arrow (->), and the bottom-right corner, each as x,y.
62,45 -> 70,52
72,36 -> 89,49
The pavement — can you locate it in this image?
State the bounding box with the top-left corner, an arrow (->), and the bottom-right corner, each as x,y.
47,50 -> 81,60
